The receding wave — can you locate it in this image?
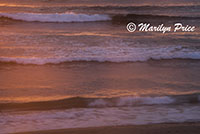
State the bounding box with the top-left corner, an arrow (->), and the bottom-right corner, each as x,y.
0,12 -> 111,22
0,93 -> 199,111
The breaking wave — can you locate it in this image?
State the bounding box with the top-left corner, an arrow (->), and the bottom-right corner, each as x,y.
1,93 -> 199,111
0,12 -> 111,22
0,46 -> 200,65
0,12 -> 199,23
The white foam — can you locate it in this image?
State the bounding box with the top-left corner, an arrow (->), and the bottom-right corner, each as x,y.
0,45 -> 200,65
89,99 -> 109,107
0,12 -> 111,22
117,96 -> 174,106
89,96 -> 174,107
0,57 -> 66,65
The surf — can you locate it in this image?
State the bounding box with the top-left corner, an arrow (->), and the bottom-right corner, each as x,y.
1,93 -> 199,111
0,12 -> 111,22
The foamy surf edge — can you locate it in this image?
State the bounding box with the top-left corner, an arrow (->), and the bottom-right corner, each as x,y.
0,12 -> 111,22
1,45 -> 200,65
0,56 -> 200,65
1,93 -> 200,111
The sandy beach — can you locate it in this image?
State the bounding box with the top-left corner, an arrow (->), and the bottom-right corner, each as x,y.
14,123 -> 200,134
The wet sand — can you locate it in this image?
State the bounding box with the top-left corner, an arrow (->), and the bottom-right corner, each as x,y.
14,123 -> 200,134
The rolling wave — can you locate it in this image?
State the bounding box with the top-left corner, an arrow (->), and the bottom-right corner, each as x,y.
0,12 -> 199,23
1,93 -> 199,111
0,12 -> 111,22
1,56 -> 200,65
0,46 -> 200,65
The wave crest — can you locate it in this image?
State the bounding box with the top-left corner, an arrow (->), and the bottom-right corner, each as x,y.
1,93 -> 200,111
0,46 -> 200,65
0,12 -> 199,23
0,12 -> 111,22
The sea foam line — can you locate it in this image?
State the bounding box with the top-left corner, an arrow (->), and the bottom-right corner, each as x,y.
1,45 -> 200,65
1,94 -> 200,110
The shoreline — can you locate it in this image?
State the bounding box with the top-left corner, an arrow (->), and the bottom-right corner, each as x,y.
13,122 -> 200,134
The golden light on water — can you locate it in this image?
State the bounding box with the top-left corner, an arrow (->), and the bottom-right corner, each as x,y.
0,4 -> 37,8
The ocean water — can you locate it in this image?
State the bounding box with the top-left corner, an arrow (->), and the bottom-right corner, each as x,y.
0,0 -> 200,133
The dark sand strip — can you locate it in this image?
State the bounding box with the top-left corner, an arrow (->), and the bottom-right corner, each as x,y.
13,123 -> 200,134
